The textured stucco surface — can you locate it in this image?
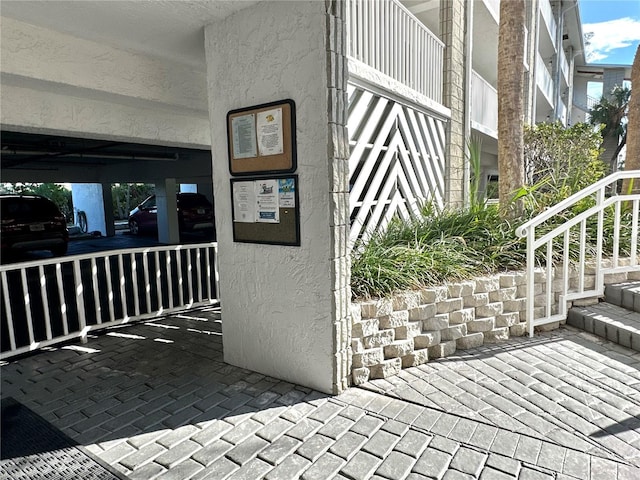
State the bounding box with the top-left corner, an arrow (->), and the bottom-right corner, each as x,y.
1,16 -> 210,148
205,1 -> 345,393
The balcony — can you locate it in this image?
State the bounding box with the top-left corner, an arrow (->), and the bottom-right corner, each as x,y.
559,48 -> 569,86
539,0 -> 557,51
346,0 -> 444,104
471,70 -> 498,137
536,52 -> 554,107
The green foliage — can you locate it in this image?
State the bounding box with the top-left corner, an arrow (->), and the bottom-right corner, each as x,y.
1,183 -> 73,221
112,183 -> 154,219
588,85 -> 630,138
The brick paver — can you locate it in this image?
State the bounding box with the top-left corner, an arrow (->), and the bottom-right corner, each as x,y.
2,309 -> 639,480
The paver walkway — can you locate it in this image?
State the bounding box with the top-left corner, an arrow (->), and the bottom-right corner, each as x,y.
2,309 -> 639,480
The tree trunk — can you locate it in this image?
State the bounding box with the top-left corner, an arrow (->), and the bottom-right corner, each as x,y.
497,0 -> 526,218
623,46 -> 640,194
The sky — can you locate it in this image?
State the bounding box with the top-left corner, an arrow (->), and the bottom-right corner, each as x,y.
579,0 -> 640,65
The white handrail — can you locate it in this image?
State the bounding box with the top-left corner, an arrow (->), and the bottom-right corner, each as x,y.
516,170 -> 640,237
516,170 -> 640,337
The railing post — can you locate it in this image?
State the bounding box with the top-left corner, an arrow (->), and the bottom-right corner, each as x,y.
595,187 -> 605,294
527,227 -> 535,337
73,259 -> 88,344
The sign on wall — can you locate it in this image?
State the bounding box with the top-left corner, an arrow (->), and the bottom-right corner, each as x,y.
230,175 -> 300,246
227,99 -> 297,175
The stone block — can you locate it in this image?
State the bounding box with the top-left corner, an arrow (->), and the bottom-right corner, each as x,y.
409,304 -> 437,321
534,293 -> 552,307
352,367 -> 370,386
516,284 -> 543,298
483,327 -> 509,343
503,299 -> 526,312
370,358 -> 402,379
352,318 -> 379,338
379,311 -> 409,329
463,293 -> 489,308
571,297 -> 600,307
421,286 -> 448,304
604,272 -> 628,284
361,298 -> 393,318
428,340 -> 457,359
392,292 -> 421,311
535,321 -> 560,332
437,298 -> 463,314
422,315 -> 449,331
534,268 -> 550,283
570,275 -> 596,290
363,329 -> 395,349
402,349 -> 429,368
351,339 -> 364,354
474,276 -> 500,293
449,308 -> 474,324
350,303 -> 362,323
414,331 -> 442,349
456,333 -> 484,350
447,281 -> 475,298
518,307 -> 545,321
499,272 -> 526,288
352,348 -> 384,368
496,312 -> 519,328
628,270 -> 640,281
441,324 -> 467,341
384,340 -> 414,359
476,302 -> 503,318
467,317 -> 495,333
509,323 -> 528,337
395,322 -> 422,340
489,287 -> 517,302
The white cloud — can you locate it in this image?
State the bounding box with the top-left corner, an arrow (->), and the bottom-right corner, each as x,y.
582,17 -> 640,63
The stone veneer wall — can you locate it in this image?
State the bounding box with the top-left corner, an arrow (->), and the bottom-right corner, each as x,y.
350,262 -> 637,385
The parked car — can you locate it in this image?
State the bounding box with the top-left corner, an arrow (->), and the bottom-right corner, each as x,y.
128,193 -> 214,236
0,194 -> 69,257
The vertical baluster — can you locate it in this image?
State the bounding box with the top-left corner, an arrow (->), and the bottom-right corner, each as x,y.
155,251 -> 163,314
613,200 -> 621,268
20,268 -> 35,347
104,255 -> 115,323
2,271 -> 17,351
91,258 -> 101,325
55,263 -> 69,335
143,250 -> 151,313
186,247 -> 194,308
130,252 -> 140,317
578,219 -> 586,292
195,247 -> 203,303
117,254 -> 129,321
546,240 -> 553,318
631,199 -> 639,265
526,229 -> 535,337
176,247 -> 184,307
595,188 -> 605,292
39,265 -> 52,340
166,250 -> 174,309
562,230 -> 570,315
205,247 -> 212,301
214,244 -> 221,303
73,259 -> 87,343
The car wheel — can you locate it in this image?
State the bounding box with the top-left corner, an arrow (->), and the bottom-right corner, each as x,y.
129,219 -> 140,235
51,244 -> 68,257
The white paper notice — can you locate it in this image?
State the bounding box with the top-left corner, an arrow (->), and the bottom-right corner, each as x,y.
278,178 -> 295,208
233,182 -> 256,223
256,179 -> 280,223
256,108 -> 284,156
231,114 -> 257,159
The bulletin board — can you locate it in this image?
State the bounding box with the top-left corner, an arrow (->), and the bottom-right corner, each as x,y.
227,99 -> 297,176
231,175 -> 300,246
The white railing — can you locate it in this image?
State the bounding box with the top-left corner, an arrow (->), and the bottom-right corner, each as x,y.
346,0 -> 444,103
557,99 -> 567,124
471,70 -> 498,136
559,48 -> 569,85
536,52 -> 554,107
0,242 -> 219,359
516,171 -> 640,336
539,0 -> 557,49
483,0 -> 500,22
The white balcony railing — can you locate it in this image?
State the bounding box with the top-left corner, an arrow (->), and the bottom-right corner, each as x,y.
536,52 -> 554,106
471,70 -> 498,135
346,0 -> 444,103
559,48 -> 569,85
539,0 -> 557,49
557,99 -> 567,124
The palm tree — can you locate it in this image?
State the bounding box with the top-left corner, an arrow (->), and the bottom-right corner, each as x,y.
589,85 -> 630,172
623,46 -> 639,194
497,0 -> 526,218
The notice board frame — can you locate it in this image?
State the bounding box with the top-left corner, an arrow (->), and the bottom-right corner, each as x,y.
231,174 -> 300,246
227,99 -> 297,176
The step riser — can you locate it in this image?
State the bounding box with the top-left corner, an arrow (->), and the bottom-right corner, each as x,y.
567,308 -> 640,351
605,283 -> 640,313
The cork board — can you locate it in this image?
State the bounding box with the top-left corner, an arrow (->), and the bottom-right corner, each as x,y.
231,175 -> 300,246
227,99 -> 296,176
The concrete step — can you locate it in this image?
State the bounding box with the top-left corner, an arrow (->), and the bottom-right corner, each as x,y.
567,302 -> 640,351
605,281 -> 640,313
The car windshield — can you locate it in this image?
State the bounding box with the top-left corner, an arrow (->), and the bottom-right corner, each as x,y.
1,197 -> 61,220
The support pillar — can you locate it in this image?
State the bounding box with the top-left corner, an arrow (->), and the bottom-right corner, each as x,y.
204,0 -> 350,394
71,183 -> 111,236
155,178 -> 179,244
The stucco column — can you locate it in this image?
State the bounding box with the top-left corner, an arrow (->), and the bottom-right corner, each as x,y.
440,0 -> 467,207
71,183 -> 110,236
101,183 -> 115,237
204,0 -> 350,394
155,178 -> 179,244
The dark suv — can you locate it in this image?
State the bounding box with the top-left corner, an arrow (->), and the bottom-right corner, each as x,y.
128,193 -> 214,236
0,194 -> 69,257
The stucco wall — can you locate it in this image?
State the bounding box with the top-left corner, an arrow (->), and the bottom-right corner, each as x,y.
204,1 -> 348,394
